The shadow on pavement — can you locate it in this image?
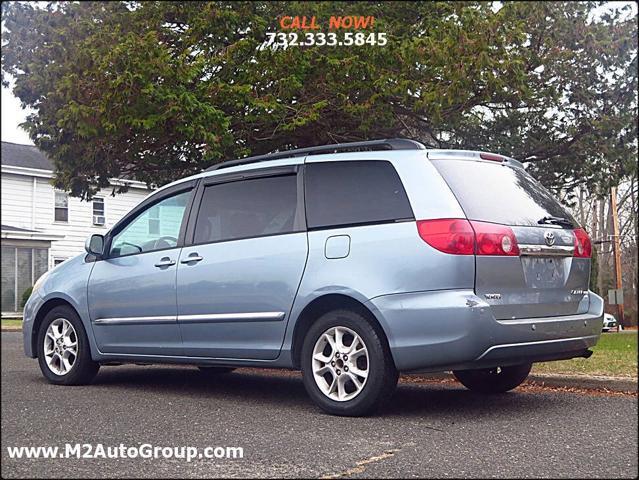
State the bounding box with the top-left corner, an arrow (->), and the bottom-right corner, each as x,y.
32,365 -> 562,418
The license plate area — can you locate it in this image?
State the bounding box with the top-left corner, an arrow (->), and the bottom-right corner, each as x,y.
521,257 -> 569,288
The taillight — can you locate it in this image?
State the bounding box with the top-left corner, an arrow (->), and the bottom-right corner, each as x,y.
470,221 -> 520,256
416,219 -> 519,256
573,228 -> 592,258
416,219 -> 475,255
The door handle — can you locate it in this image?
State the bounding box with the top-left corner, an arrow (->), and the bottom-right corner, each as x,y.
180,254 -> 203,264
154,257 -> 176,268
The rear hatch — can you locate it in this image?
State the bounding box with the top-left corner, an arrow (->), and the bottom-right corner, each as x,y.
432,158 -> 591,320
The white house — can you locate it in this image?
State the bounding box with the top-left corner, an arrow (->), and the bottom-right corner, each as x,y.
1,141 -> 153,315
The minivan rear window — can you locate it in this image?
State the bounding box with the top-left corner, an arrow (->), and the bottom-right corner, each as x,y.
305,161 -> 413,229
432,160 -> 577,227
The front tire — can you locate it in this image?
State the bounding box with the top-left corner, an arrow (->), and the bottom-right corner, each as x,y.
453,363 -> 532,393
301,309 -> 398,416
36,306 -> 99,385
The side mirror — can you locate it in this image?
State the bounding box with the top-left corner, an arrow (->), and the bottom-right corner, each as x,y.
85,234 -> 105,257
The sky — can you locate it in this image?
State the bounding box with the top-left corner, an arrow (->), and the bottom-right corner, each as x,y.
1,1 -> 637,147
1,80 -> 32,144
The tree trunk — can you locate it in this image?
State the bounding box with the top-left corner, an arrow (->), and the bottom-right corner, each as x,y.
632,176 -> 638,324
578,186 -> 586,227
597,197 -> 606,295
633,175 -> 638,250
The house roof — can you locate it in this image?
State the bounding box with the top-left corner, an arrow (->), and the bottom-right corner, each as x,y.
1,224 -> 65,241
1,224 -> 39,233
1,141 -> 151,190
1,141 -> 53,171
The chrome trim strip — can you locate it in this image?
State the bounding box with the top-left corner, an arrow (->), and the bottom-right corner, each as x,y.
94,312 -> 286,325
497,315 -> 590,325
475,335 -> 598,360
518,244 -> 574,257
94,316 -> 177,325
178,312 -> 286,323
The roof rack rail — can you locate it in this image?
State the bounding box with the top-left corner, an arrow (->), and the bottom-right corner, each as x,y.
205,138 -> 425,172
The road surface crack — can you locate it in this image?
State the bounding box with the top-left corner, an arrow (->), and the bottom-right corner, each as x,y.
320,448 -> 401,479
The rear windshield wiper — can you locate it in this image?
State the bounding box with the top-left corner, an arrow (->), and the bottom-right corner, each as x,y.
538,215 -> 574,228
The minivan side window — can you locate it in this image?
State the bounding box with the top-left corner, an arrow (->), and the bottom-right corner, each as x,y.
109,190 -> 192,257
193,174 -> 299,244
305,160 -> 413,229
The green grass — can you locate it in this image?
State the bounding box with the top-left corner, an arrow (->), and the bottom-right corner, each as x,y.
534,332 -> 638,378
1,318 -> 22,329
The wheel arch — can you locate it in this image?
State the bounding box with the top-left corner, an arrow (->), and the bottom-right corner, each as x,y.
290,293 -> 393,369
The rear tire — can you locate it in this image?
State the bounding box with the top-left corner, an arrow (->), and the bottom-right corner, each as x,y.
36,306 -> 99,385
301,309 -> 398,416
453,363 -> 532,393
197,366 -> 236,374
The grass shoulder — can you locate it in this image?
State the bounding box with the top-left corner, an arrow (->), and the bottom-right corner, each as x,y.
534,332 -> 638,378
1,318 -> 22,329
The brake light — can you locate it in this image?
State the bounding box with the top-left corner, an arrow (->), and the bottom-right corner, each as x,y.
479,153 -> 505,162
416,219 -> 520,256
470,221 -> 520,256
573,228 -> 592,258
416,219 -> 475,255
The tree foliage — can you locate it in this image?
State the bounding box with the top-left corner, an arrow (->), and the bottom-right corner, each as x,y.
2,1 -> 637,198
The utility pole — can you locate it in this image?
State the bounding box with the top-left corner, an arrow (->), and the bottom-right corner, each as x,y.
610,186 -> 625,327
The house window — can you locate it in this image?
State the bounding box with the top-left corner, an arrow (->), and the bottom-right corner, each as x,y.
54,191 -> 69,222
93,198 -> 105,226
53,258 -> 67,267
1,246 -> 48,312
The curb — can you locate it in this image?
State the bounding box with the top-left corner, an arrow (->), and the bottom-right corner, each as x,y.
1,327 -> 22,332
405,371 -> 637,393
526,373 -> 637,393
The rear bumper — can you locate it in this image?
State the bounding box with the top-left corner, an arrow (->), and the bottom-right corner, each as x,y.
367,289 -> 603,372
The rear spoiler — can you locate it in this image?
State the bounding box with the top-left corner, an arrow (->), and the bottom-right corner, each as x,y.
427,150 -> 524,169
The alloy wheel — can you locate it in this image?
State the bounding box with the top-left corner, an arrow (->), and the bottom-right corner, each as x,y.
312,326 -> 369,401
43,318 -> 78,376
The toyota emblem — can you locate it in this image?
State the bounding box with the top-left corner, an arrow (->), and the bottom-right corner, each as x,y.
544,231 -> 556,246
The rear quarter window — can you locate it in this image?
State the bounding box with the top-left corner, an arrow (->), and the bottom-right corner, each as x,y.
432,160 -> 577,227
305,160 -> 413,229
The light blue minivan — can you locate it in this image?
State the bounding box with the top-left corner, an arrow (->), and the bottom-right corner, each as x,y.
23,139 -> 603,416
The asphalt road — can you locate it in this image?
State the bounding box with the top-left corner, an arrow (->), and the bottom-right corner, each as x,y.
2,332 -> 637,479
